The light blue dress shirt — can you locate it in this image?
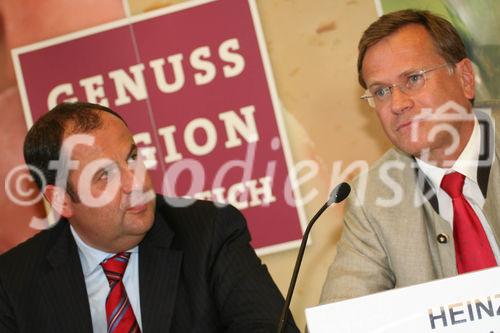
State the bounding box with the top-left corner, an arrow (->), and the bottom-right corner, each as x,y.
70,226 -> 143,333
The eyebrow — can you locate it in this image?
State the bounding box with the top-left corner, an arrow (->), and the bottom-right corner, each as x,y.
92,144 -> 137,181
399,67 -> 421,78
367,66 -> 422,89
126,143 -> 138,161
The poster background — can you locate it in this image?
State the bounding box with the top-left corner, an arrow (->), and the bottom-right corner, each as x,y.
0,0 -> 389,329
13,0 -> 306,254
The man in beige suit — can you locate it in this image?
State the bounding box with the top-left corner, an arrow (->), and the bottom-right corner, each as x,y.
320,9 -> 500,303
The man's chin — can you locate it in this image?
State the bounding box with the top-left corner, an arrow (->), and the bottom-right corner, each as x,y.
394,142 -> 434,161
400,146 -> 450,167
125,210 -> 155,235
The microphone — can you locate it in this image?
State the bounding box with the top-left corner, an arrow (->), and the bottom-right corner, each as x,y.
277,182 -> 351,333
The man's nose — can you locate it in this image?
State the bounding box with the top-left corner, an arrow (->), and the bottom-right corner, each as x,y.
122,161 -> 149,194
390,85 -> 413,114
121,167 -> 137,194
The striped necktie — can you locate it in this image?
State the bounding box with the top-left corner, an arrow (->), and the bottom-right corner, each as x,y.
441,172 -> 497,273
101,252 -> 141,333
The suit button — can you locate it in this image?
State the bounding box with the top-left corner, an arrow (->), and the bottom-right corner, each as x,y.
437,233 -> 448,244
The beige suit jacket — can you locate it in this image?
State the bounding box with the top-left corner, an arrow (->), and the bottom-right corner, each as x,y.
320,109 -> 500,303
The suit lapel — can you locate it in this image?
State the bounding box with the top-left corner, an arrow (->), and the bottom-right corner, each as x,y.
38,222 -> 93,332
420,199 -> 457,278
476,110 -> 494,198
405,158 -> 456,278
139,210 -> 182,333
483,116 -> 500,244
413,163 -> 439,213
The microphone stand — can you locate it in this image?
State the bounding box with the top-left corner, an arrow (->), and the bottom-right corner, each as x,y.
277,182 -> 350,333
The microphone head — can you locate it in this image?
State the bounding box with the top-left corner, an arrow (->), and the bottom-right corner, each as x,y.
327,182 -> 351,206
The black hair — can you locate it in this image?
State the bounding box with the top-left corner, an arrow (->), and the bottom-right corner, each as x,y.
23,101 -> 126,200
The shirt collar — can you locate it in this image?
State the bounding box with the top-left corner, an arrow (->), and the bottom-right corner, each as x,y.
416,115 -> 480,191
453,115 -> 481,182
70,225 -> 139,277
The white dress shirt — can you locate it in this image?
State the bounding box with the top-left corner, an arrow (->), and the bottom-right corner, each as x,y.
416,116 -> 500,264
70,227 -> 143,333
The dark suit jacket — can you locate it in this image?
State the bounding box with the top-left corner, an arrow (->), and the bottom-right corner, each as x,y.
0,196 -> 298,332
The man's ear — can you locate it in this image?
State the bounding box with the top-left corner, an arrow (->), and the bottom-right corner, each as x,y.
456,58 -> 475,100
43,185 -> 74,218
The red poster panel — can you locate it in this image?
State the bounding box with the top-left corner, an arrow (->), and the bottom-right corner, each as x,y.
12,0 -> 306,254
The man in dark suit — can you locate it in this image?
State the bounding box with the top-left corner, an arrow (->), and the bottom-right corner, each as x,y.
0,102 -> 298,332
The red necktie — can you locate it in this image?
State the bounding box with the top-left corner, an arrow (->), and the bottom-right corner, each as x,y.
440,172 -> 497,273
101,252 -> 141,333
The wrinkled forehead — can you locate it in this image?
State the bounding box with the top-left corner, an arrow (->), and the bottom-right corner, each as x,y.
362,25 -> 443,83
